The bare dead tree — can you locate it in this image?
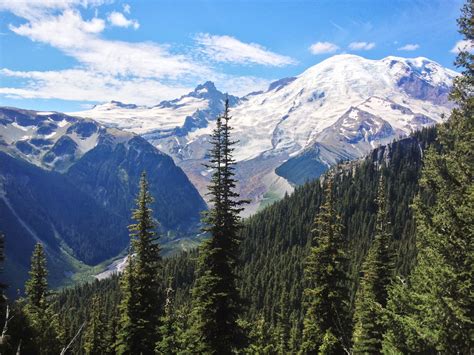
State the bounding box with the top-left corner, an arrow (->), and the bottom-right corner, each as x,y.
15,339 -> 22,355
59,321 -> 86,355
0,305 -> 14,346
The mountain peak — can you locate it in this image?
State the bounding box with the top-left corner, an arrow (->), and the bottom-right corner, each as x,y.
194,81 -> 218,93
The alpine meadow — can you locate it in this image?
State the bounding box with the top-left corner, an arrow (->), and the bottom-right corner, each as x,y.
0,0 -> 472,354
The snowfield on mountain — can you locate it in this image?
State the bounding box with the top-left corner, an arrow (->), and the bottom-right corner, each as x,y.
73,54 -> 457,214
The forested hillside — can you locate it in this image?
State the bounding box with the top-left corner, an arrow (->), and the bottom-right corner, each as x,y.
14,126 -> 435,354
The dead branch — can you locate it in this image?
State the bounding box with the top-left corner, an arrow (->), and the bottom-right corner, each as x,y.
0,305 -> 14,345
60,321 -> 86,355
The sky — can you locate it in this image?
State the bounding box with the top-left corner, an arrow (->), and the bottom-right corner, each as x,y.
0,0 -> 470,112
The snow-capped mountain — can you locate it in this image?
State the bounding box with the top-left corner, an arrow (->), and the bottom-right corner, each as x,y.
0,107 -> 131,172
73,54 -> 457,214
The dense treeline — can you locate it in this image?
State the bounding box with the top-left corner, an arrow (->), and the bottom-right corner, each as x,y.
236,127 -> 438,352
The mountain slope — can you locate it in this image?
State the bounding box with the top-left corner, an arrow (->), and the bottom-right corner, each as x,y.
0,107 -> 206,293
73,55 -> 456,213
51,127 -> 439,354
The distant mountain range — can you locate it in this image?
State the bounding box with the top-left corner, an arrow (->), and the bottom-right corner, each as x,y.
0,54 -> 457,292
0,107 -> 206,293
73,54 -> 456,214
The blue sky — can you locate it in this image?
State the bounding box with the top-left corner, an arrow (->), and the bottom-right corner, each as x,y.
0,0 -> 468,112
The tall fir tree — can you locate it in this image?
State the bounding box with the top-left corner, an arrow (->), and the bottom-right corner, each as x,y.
83,295 -> 106,355
190,98 -> 247,354
352,172 -> 394,353
384,1 -> 473,352
25,243 -> 48,309
24,243 -> 61,354
276,286 -> 290,354
116,172 -> 164,354
105,312 -> 119,355
300,174 -> 351,354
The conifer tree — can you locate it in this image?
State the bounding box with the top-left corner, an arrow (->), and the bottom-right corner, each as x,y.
105,314 -> 119,355
276,286 -> 290,354
384,1 -> 473,352
25,243 -> 48,309
156,285 -> 181,354
24,243 -> 61,354
84,295 -> 106,355
288,317 -> 301,354
247,315 -> 275,354
300,174 -> 351,354
116,172 -> 163,354
352,172 -> 394,353
190,98 -> 247,354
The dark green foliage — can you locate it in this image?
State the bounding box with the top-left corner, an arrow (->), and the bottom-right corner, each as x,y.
83,295 -> 107,354
116,172 -> 164,354
246,315 -> 277,354
301,175 -> 351,354
54,276 -> 121,354
25,243 -> 48,309
22,243 -> 62,354
156,286 -> 184,354
190,98 -> 248,354
352,173 -> 394,353
238,130 -> 435,355
48,128 -> 434,354
384,2 -> 473,352
275,286 -> 291,354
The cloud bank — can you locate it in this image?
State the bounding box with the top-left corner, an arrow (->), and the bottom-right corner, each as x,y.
309,42 -> 339,55
0,1 -> 288,104
398,43 -> 419,51
195,33 -> 297,66
348,41 -> 375,51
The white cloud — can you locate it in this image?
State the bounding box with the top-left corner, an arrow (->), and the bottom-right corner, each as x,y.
398,43 -> 419,51
0,68 -> 192,105
107,11 -> 139,29
0,2 -> 276,104
0,0 -> 108,19
195,33 -> 297,67
348,41 -> 375,51
0,67 -> 271,104
309,41 -> 339,55
450,39 -> 474,54
8,9 -> 205,79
